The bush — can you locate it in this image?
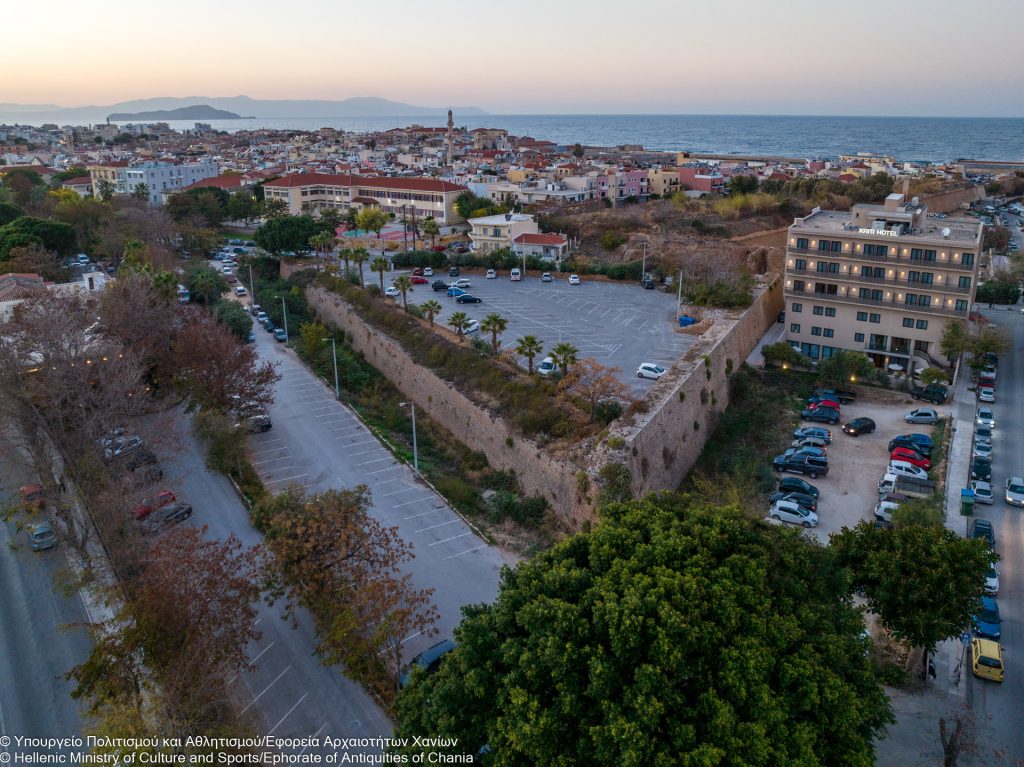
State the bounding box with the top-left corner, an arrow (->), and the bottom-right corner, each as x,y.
594,399 -> 623,425
600,231 -> 627,251
683,276 -> 753,308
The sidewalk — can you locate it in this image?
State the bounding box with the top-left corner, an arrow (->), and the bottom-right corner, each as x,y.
745,320 -> 785,367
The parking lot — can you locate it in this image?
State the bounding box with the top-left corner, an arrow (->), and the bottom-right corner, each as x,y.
393,269 -> 697,394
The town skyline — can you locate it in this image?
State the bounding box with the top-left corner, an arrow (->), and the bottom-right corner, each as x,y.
4,0 -> 1023,117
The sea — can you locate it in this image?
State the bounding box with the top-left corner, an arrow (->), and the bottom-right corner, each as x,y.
140,114 -> 1024,164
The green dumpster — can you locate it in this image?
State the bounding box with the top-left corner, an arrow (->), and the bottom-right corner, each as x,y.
960,488 -> 974,517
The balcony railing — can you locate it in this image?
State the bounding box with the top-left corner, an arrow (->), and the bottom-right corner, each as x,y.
787,245 -> 975,271
784,285 -> 969,317
787,267 -> 973,294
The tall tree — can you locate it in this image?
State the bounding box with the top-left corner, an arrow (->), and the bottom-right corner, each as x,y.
370,256 -> 390,294
558,357 -> 630,421
421,216 -> 440,248
394,497 -> 893,764
356,207 -> 389,239
550,342 -> 579,376
447,311 -> 469,340
393,274 -> 414,311
515,335 -> 544,374
480,312 -> 508,354
351,247 -> 369,287
420,299 -> 442,328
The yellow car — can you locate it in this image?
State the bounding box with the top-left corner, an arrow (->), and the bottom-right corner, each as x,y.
972,637 -> 1004,683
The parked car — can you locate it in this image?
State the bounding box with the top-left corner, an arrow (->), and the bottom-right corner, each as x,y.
19,484 -> 45,510
791,436 -> 828,451
485,269 -> 497,279
887,461 -> 929,481
642,277 -> 655,289
971,518 -> 995,548
29,523 -> 56,552
971,480 -> 995,505
256,311 -> 269,323
890,447 -> 931,470
911,384 -> 947,404
537,357 -> 556,377
384,287 -> 401,299
977,407 -> 995,428
131,490 -> 177,521
274,328 -> 287,342
636,363 -> 666,380
972,442 -> 993,460
971,637 -> 1004,683
874,494 -> 904,523
974,596 -> 1002,640
793,427 -> 832,443
463,319 -> 480,334
772,453 -> 829,479
810,388 -> 856,404
449,266 -> 460,277
888,436 -> 932,457
104,435 -> 142,460
568,274 -> 581,285
264,321 -> 276,333
778,476 -> 820,499
432,279 -> 448,291
1004,476 -> 1024,506
423,267 -> 434,276
905,408 -> 938,424
769,499 -> 819,527
446,286 -> 466,297
541,272 -> 553,282
452,278 -> 472,289
784,445 -> 828,460
975,426 -> 993,446
768,491 -> 817,512
412,267 -> 424,276
801,407 -> 839,425
411,275 -> 429,284
842,417 -> 876,436
971,457 -> 992,482
808,398 -> 841,412
234,286 -> 247,297
140,502 -> 193,536
455,293 -> 482,304
979,387 -> 995,403
985,566 -> 1000,596
399,639 -> 456,688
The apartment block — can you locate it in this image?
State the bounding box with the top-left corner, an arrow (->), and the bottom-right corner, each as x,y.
468,213 -> 538,254
782,193 -> 983,373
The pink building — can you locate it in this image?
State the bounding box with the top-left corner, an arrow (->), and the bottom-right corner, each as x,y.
677,166 -> 725,195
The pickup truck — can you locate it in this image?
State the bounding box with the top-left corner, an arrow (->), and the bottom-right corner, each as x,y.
773,453 -> 829,479
911,384 -> 947,404
877,472 -> 936,498
811,388 -> 856,404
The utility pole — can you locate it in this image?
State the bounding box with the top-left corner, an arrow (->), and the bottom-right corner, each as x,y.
248,264 -> 255,300
641,241 -> 647,283
327,337 -> 339,398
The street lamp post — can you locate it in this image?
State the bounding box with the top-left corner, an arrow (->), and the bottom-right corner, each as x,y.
325,337 -> 339,398
399,401 -> 419,477
641,241 -> 647,284
248,264 -> 255,300
275,295 -> 289,341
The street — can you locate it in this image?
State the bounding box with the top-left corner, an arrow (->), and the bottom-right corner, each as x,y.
0,443 -> 91,741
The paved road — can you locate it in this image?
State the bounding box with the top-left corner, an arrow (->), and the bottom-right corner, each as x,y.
0,442 -> 91,740
249,323 -> 507,656
958,306 -> 1024,759
159,418 -> 392,746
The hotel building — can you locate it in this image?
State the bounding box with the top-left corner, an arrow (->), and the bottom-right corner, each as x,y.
783,194 -> 983,373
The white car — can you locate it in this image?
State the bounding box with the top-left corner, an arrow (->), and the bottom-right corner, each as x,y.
537,357 -> 556,376
234,286 -> 247,296
568,274 -> 581,285
874,498 -> 901,523
979,387 -> 995,403
972,442 -> 993,460
636,363 -> 666,380
1005,476 -> 1024,506
541,272 -> 553,282
971,480 -> 995,505
485,269 -> 497,279
985,567 -> 1000,596
463,319 -> 480,334
423,267 -> 433,276
977,407 -> 995,428
887,461 -> 929,481
222,266 -> 233,274
452,278 -> 472,289
769,499 -> 818,528
384,287 -> 401,299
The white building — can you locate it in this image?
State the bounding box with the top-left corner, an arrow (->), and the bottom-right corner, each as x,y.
123,161 -> 220,205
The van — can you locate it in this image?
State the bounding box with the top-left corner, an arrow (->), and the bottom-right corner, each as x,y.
537,357 -> 556,376
510,268 -> 522,281
887,461 -> 929,481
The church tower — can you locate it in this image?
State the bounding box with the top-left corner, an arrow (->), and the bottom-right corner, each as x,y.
446,109 -> 454,162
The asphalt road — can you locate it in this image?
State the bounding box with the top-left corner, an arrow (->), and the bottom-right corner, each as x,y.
0,442 -> 91,741
960,306 -> 1024,759
248,321 -> 507,655
158,415 -> 392,746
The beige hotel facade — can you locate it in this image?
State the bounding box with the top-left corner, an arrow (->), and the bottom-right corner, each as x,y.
783,193 -> 983,374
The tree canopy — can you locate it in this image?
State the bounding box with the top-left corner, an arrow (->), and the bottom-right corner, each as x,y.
254,215 -> 332,254
395,496 -> 893,766
0,215 -> 76,258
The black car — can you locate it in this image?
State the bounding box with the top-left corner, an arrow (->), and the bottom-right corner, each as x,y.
455,293 -> 482,304
431,279 -> 448,291
801,407 -> 840,425
888,436 -> 932,458
140,502 -> 193,536
971,519 -> 995,549
971,457 -> 992,482
643,278 -> 656,290
842,417 -> 876,436
773,453 -> 829,479
778,476 -> 820,499
449,266 -> 460,277
399,639 -> 456,688
768,491 -> 817,512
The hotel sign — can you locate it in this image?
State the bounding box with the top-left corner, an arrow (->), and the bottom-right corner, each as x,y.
858,227 -> 898,237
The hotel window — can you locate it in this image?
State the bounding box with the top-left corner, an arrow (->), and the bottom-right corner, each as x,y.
825,307 -> 836,317
908,271 -> 920,283
816,261 -> 839,273
791,303 -> 803,312
823,328 -> 834,338
854,332 -> 865,342
955,299 -> 968,312
794,259 -> 807,270
914,340 -> 930,352
822,346 -> 837,359
924,249 -> 936,262
801,343 -> 821,360
856,312 -> 868,321
903,318 -> 915,328
878,245 -> 889,257
921,272 -> 934,285
905,293 -> 918,305
870,313 -> 881,323
916,320 -> 928,330
811,326 -> 822,336
918,295 -> 931,307
813,306 -> 824,315
961,253 -> 974,266
863,244 -> 876,256
958,276 -> 971,290
814,282 -> 837,295
910,248 -> 923,261
790,323 -> 801,333
818,240 -> 830,251
863,266 -> 885,279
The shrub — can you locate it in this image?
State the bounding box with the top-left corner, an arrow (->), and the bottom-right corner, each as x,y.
600,231 -> 627,251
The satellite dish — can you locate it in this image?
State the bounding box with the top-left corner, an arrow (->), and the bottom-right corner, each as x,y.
941,227 -> 951,238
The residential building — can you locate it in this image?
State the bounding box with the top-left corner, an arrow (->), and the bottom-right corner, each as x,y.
262,173 -> 466,225
468,213 -> 538,254
782,194 -> 983,374
647,168 -> 682,198
512,232 -> 569,261
678,166 -> 725,195
123,161 -> 220,205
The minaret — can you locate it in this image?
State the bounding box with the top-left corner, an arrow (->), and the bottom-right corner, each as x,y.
446,109 -> 454,162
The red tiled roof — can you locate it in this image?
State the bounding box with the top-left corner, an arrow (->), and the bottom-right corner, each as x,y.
513,233 -> 567,246
0,165 -> 56,176
180,175 -> 245,192
264,172 -> 466,193
61,176 -> 93,186
0,273 -> 47,301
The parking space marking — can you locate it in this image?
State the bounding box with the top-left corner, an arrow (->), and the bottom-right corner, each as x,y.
394,496 -> 435,508
253,456 -> 293,466
443,544 -> 488,560
414,519 -> 461,533
228,641 -> 277,684
428,531 -> 472,546
366,466 -> 397,475
264,472 -> 309,486
403,509 -> 442,519
381,486 -> 419,497
268,692 -> 309,736
241,666 -> 292,715
357,457 -> 393,466
337,439 -> 379,447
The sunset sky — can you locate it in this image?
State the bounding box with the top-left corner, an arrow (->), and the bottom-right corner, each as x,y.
3,0 -> 1022,116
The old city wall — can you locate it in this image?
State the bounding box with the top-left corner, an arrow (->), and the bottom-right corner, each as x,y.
600,276 -> 784,496
921,186 -> 984,214
305,287 -> 592,528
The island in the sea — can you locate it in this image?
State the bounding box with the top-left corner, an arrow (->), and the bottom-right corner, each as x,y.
107,104 -> 244,121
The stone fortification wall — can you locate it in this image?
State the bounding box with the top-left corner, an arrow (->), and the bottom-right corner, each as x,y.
306,287 -> 592,528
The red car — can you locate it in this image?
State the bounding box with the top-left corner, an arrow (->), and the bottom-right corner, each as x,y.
131,490 -> 176,520
809,399 -> 841,412
412,268 -> 424,276
411,275 -> 429,284
890,448 -> 931,470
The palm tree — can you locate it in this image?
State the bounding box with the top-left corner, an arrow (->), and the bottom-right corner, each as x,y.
393,274 -> 414,311
515,335 -> 544,374
448,311 -> 469,341
370,256 -> 390,294
338,247 -> 353,274
421,299 -> 442,327
480,313 -> 508,355
422,217 -> 441,249
551,342 -> 579,376
309,232 -> 336,271
351,248 -> 369,287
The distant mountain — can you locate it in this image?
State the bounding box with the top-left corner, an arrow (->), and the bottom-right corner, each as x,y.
0,95 -> 487,125
108,105 -> 243,121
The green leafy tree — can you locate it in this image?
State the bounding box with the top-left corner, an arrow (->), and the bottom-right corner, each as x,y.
254,215 -> 330,255
351,247 -> 369,287
226,191 -> 258,225
185,266 -> 228,305
967,325 -> 1010,365
454,190 -> 501,220
421,216 -> 440,248
96,179 -> 115,201
309,231 -> 337,268
447,311 -> 469,340
298,321 -> 328,360
370,256 -> 390,294
890,497 -> 945,529
393,274 -> 414,311
816,349 -> 874,387
729,174 -> 759,195
940,320 -> 969,361
215,300 -> 252,339
394,497 -> 893,765
356,207 -> 389,239
550,342 -> 579,376
166,187 -> 230,227
559,357 -> 630,422
0,202 -> 25,226
420,299 -> 442,327
480,313 -> 507,354
975,273 -> 1020,304
917,367 -> 949,387
262,197 -> 289,219
0,216 -> 76,258
515,335 -> 544,374
761,340 -> 803,368
318,208 -> 342,233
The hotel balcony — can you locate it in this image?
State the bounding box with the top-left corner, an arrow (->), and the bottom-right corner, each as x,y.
786,267 -> 972,294
787,245 -> 975,271
783,284 -> 969,318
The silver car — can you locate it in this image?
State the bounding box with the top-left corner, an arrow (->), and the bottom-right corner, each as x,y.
905,408 -> 938,424
977,407 -> 995,428
971,480 -> 995,505
29,523 -> 56,551
1006,476 -> 1024,506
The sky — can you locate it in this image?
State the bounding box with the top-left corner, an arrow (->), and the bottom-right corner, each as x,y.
3,0 -> 1023,116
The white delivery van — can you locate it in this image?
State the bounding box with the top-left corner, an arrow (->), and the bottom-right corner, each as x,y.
537,357 -> 556,376
510,268 -> 522,281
